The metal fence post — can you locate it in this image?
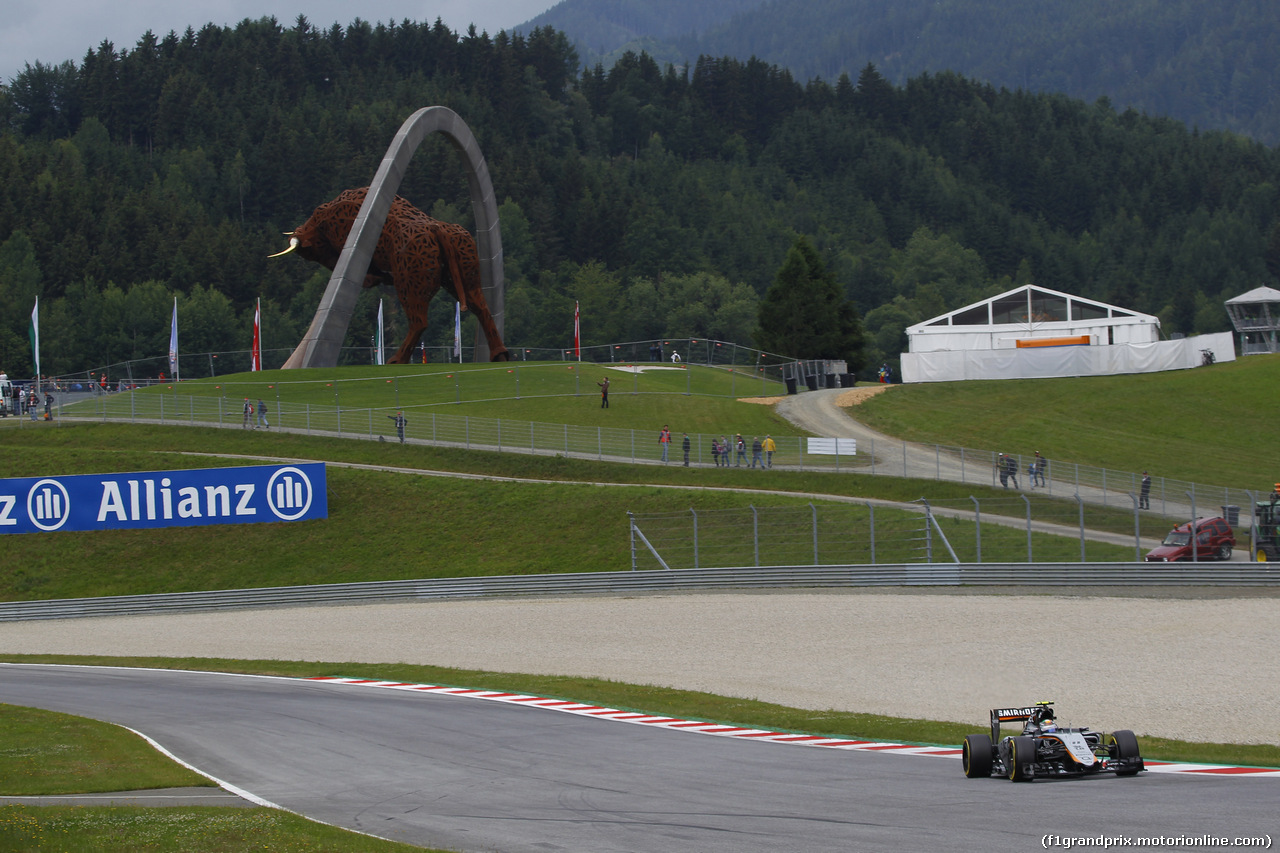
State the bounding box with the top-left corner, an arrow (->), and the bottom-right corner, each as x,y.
1130,493 -> 1141,562
1186,490 -> 1198,563
628,511 -> 636,570
1077,493 -> 1086,562
867,502 -> 875,565
691,508 -> 699,569
970,495 -> 981,564
752,504 -> 759,567
1024,494 -> 1033,563
811,502 -> 818,565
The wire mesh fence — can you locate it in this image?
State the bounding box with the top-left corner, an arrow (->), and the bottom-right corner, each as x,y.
38,386 -> 1261,536
627,499 -> 1195,569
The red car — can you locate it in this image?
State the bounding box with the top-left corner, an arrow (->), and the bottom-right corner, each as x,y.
1144,516 -> 1235,562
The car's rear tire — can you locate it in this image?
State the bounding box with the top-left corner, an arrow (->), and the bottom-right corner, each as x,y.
1257,547 -> 1270,563
963,734 -> 993,778
1108,730 -> 1142,776
1007,736 -> 1035,782
1218,544 -> 1233,560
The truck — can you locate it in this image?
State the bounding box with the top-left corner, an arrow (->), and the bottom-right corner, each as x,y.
0,374 -> 12,417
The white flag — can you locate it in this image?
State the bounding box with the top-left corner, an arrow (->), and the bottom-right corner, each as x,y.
375,299 -> 385,365
453,300 -> 462,362
168,297 -> 179,380
29,296 -> 40,382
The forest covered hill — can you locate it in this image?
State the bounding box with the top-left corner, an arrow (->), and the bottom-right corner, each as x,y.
0,16 -> 1278,380
517,0 -> 1280,144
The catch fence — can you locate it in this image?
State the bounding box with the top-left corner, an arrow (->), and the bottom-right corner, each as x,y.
627,496 -> 1263,570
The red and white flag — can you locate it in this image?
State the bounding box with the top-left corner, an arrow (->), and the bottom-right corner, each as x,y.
573,300 -> 580,360
250,298 -> 262,371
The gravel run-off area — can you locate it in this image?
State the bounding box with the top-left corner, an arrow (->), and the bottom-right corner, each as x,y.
2,590 -> 1277,745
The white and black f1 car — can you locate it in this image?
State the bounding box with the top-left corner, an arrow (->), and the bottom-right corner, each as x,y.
962,702 -> 1144,782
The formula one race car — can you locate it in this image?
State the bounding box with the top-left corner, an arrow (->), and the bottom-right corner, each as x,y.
962,702 -> 1144,782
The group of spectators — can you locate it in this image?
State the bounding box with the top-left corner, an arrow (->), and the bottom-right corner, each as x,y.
7,384 -> 53,421
659,426 -> 777,468
997,451 -> 1049,489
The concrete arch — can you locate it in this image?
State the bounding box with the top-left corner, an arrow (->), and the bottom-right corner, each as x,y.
282,106 -> 504,368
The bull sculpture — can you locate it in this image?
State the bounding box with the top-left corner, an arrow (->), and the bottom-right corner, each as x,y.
271,187 -> 508,363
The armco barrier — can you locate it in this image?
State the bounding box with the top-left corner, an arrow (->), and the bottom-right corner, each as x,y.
1,562 -> 1277,621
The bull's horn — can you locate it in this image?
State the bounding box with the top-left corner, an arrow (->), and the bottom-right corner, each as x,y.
268,236 -> 299,258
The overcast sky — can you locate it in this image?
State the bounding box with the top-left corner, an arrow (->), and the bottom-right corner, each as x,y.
2,0 -> 557,85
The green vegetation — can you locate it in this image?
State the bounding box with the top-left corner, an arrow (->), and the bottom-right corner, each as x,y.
4,15 -> 1278,381
0,804 -> 434,852
76,361 -> 793,431
0,415 -> 1150,601
0,704 -> 209,795
856,354 -> 1280,488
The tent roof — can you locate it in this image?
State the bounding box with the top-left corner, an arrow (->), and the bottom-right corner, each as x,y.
1225,285 -> 1280,305
907,284 -> 1157,334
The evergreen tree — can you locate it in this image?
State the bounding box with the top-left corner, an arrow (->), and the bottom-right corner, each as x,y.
755,236 -> 865,370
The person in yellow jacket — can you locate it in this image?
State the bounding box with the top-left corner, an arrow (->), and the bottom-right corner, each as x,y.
762,434 -> 777,468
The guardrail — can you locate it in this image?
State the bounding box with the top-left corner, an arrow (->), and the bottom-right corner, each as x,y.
2,563 -> 1276,621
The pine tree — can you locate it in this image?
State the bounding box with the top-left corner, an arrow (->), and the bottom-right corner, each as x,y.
754,236 -> 865,370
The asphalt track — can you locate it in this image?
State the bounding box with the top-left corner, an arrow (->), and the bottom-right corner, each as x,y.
2,664 -> 1275,853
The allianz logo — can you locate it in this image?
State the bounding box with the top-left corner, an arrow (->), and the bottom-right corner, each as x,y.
3,466 -> 315,531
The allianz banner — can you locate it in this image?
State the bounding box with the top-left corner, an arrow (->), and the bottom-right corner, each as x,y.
0,463 -> 327,534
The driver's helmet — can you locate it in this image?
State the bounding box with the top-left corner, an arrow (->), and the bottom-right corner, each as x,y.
1042,719 -> 1057,733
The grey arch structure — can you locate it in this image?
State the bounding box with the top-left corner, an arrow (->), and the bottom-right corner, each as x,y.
283,106 -> 504,368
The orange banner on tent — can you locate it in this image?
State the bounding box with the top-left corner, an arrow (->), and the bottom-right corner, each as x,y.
1016,335 -> 1091,348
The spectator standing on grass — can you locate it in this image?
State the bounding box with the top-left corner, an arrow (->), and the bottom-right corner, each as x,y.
242,398 -> 253,429
763,435 -> 776,468
1005,453 -> 1020,489
998,453 -> 1009,488
682,433 -> 691,466
43,393 -> 53,421
751,436 -> 763,468
735,434 -> 747,467
257,399 -> 269,429
1140,472 -> 1152,509
711,436 -> 721,467
659,425 -> 672,462
388,411 -> 407,444
597,376 -> 610,408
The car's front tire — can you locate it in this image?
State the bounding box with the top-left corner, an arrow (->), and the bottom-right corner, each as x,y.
1007,736 -> 1035,782
963,734 -> 993,778
1108,729 -> 1142,777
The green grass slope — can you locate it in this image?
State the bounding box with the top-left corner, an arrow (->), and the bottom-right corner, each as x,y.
854,354 -> 1280,489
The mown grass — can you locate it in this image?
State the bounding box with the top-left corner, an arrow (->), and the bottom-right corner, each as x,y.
0,704 -> 210,795
75,361 -> 795,438
854,354 -> 1280,489
0,803 -> 434,852
0,423 -> 1142,601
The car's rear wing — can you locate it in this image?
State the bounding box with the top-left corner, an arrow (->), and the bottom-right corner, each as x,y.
990,704 -> 1053,741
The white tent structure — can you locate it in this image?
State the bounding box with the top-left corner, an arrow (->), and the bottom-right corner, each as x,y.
901,284 -> 1234,383
1224,285 -> 1280,355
